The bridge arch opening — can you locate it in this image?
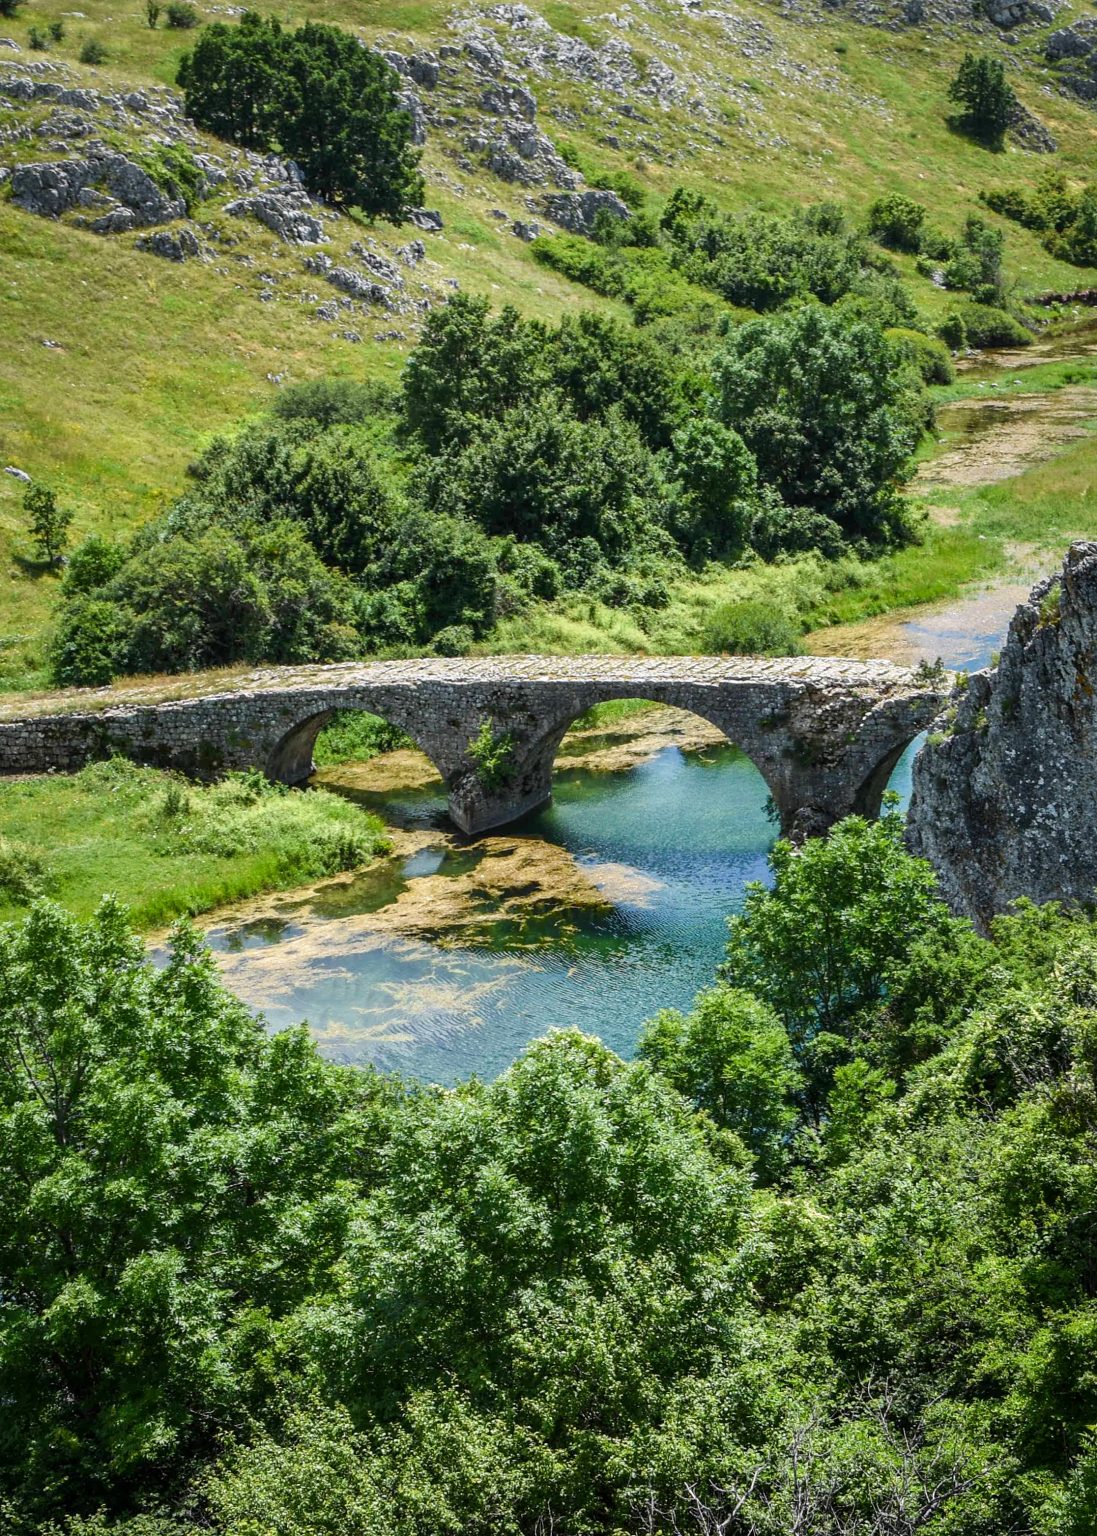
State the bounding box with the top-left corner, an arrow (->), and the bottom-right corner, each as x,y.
266,707 -> 445,791
852,730 -> 925,820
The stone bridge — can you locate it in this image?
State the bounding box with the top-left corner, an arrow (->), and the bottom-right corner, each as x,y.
0,655 -> 949,837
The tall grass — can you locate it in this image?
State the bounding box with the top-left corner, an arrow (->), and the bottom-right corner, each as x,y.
0,758 -> 389,929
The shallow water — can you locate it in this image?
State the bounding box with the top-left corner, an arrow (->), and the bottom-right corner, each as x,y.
203,609 -> 1007,1085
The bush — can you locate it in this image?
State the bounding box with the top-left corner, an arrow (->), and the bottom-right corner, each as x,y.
178,13 -> 423,218
312,711 -> 411,767
0,0 -> 25,16
948,52 -> 1015,145
49,596 -> 130,687
984,173 -> 1097,269
701,599 -> 804,657
886,327 -> 955,385
468,720 -> 516,790
865,194 -> 927,253
936,310 -> 967,350
0,837 -> 52,904
165,0 -> 198,26
271,377 -> 395,429
951,301 -> 1031,348
431,624 -> 474,656
79,37 -> 108,64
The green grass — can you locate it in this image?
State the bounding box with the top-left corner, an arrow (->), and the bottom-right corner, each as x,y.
0,758 -> 390,928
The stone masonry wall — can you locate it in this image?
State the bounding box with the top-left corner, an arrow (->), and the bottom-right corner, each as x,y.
0,655 -> 948,837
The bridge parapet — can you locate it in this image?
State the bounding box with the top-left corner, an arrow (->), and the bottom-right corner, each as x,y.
0,655 -> 950,838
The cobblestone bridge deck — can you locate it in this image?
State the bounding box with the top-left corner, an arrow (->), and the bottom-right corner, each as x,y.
0,654 -> 949,836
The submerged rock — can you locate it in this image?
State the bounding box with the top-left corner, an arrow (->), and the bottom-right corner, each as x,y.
908,543 -> 1097,928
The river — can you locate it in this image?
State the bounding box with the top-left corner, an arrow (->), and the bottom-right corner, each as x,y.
198,344 -> 1097,1083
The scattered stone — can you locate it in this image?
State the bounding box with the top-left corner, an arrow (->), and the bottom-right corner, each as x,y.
396,238 -> 426,264
305,252 -> 391,305
909,543 -> 1097,928
540,187 -> 630,235
4,466 -> 31,482
315,301 -> 340,321
511,218 -> 543,240
409,207 -> 443,232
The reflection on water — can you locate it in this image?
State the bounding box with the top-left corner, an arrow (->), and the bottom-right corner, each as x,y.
202,601 -> 1014,1084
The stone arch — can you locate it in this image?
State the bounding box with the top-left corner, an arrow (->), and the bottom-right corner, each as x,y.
527,691 -> 787,812
849,729 -> 925,820
264,703 -> 449,787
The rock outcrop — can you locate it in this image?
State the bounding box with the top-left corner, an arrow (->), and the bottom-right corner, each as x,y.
908,543 -> 1097,928
9,151 -> 187,228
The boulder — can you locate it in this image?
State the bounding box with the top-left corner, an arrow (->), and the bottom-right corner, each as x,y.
1046,18 -> 1097,60
908,543 -> 1097,928
137,225 -> 201,260
540,188 -> 630,235
409,207 -> 443,232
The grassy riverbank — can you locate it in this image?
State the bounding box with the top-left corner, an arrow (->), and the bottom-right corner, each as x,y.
0,758 -> 389,929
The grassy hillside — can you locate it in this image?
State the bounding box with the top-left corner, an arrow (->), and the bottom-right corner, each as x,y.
5,0 -> 1097,677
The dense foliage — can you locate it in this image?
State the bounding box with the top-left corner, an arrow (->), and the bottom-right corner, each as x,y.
984,170 -> 1097,269
51,290 -> 930,685
177,11 -> 422,218
2,809 -> 1096,1534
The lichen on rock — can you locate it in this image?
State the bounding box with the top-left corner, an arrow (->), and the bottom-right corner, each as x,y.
908,542 -> 1097,928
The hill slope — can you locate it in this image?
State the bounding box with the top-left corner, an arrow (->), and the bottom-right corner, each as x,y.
4,0 -> 1097,678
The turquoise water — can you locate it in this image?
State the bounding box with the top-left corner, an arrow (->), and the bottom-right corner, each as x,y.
204,616 -> 1005,1084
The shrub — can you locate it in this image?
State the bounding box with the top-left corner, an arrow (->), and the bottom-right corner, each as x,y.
165,1 -> 198,26
951,301 -> 1031,348
432,624 -> 474,656
146,0 -> 160,24
0,837 -> 52,904
865,194 -> 927,253
271,377 -> 395,429
49,596 -> 129,687
701,599 -> 803,657
47,19 -> 64,42
948,52 -> 1015,145
0,0 -> 25,16
936,310 -> 967,350
27,25 -> 47,49
886,327 -> 955,385
468,720 -> 516,790
79,37 -> 108,64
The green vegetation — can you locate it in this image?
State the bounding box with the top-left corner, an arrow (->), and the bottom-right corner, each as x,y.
984,170 -> 1097,270
467,719 -> 517,790
177,12 -> 423,217
4,813 -> 1097,1531
947,51 -> 1016,147
48,293 -> 933,686
22,484 -> 72,568
311,710 -> 412,768
0,758 -> 389,927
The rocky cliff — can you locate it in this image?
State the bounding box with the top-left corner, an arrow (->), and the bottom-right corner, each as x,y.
908,542 -> 1097,928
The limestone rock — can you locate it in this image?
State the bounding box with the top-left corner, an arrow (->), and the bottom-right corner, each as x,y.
908,543 -> 1097,928
10,152 -> 184,224
466,117 -> 577,187
1045,18 -> 1097,60
540,187 -> 630,235
224,188 -> 325,244
137,225 -> 200,260
409,207 -> 443,232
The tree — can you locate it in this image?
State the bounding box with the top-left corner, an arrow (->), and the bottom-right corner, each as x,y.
721,802 -> 961,1112
639,986 -> 802,1181
178,14 -> 423,219
401,294 -> 550,454
948,52 -> 1015,146
23,483 -> 73,568
712,305 -> 922,551
0,899 -> 400,1520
